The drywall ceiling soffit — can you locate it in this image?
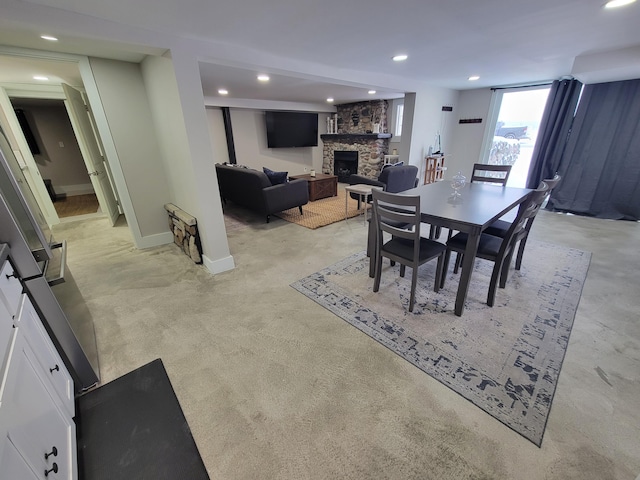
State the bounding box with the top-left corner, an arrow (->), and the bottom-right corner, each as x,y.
198,62 -> 405,105
0,54 -> 83,87
572,46 -> 640,84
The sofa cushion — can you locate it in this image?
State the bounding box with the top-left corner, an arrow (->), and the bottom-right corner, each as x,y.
263,167 -> 288,185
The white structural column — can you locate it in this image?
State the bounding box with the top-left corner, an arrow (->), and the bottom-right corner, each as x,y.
169,49 -> 234,274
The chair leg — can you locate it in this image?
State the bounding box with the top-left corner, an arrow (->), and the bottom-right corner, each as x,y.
499,247 -> 516,288
487,261 -> 503,307
373,254 -> 383,292
441,249 -> 452,288
453,252 -> 463,274
434,254 -> 444,292
367,218 -> 377,278
409,265 -> 418,312
399,264 -> 406,277
298,206 -> 303,215
515,236 -> 528,270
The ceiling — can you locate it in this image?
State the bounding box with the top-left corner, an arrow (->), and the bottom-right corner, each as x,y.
1,0 -> 640,106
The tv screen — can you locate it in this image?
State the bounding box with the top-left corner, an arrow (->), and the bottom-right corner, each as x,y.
265,111 -> 318,148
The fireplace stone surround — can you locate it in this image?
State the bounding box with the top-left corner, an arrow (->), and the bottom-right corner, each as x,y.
320,100 -> 392,181
321,133 -> 391,180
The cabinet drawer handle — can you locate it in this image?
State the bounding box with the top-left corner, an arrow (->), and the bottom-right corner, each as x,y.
50,364 -> 59,373
44,463 -> 58,476
45,446 -> 58,460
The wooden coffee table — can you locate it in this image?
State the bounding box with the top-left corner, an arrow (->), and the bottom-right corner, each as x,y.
289,173 -> 338,201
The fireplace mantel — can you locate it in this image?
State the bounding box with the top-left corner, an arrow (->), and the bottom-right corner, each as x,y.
321,133 -> 392,141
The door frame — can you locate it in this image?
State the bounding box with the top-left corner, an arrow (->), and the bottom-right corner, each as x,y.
0,46 -> 142,244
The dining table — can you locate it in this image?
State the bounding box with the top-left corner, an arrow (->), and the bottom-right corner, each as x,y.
368,180 -> 532,316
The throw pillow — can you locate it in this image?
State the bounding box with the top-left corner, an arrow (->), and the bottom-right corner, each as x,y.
263,167 -> 288,185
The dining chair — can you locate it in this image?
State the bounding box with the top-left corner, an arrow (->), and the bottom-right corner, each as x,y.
371,189 -> 446,312
440,183 -> 549,307
484,174 -> 561,270
433,162 -> 515,241
470,163 -> 513,186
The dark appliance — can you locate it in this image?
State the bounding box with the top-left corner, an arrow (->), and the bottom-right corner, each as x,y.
0,126 -> 99,392
265,111 -> 318,148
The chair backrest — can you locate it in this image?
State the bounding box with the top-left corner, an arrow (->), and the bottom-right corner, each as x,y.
470,163 -> 512,186
372,190 -> 421,255
506,182 -> 551,250
377,165 -> 419,193
542,173 -> 561,192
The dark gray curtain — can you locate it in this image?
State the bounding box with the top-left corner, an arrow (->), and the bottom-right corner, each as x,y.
526,78 -> 582,189
549,78 -> 640,220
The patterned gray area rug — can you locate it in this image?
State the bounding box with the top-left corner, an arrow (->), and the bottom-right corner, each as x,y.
291,240 -> 591,446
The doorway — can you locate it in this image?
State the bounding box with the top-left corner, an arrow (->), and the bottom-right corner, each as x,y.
485,86 -> 551,187
11,97 -> 102,221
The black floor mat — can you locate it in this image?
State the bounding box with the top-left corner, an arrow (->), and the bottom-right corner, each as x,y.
76,358 -> 209,480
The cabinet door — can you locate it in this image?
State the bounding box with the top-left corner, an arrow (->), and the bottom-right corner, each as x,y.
0,333 -> 76,480
0,260 -> 22,320
0,435 -> 41,480
15,295 -> 74,418
0,300 -> 15,374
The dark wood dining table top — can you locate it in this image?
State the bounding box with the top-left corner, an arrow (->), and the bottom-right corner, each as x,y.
400,181 -> 532,233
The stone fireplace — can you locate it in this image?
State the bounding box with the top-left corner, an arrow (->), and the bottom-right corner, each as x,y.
321,100 -> 392,181
333,151 -> 358,182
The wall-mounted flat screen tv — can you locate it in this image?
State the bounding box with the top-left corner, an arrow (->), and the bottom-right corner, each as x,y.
265,111 -> 318,148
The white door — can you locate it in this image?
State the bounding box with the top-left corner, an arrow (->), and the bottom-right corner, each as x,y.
62,83 -> 119,226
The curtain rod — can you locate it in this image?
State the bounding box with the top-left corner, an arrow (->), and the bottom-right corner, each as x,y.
491,81 -> 554,91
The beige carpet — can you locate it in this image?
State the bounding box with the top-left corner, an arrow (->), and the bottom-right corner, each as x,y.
275,189 -> 368,229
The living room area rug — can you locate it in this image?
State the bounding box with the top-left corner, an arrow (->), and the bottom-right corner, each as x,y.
275,189 -> 366,229
291,240 -> 591,446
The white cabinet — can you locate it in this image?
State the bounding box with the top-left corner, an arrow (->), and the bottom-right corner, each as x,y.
0,333 -> 76,480
15,295 -> 74,418
0,260 -> 22,317
0,256 -> 77,480
0,436 -> 40,480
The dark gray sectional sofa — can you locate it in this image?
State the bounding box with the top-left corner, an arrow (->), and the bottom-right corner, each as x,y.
215,163 -> 309,223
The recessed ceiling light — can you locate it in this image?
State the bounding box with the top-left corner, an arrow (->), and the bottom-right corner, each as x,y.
33,75 -> 49,81
468,75 -> 480,81
604,0 -> 636,8
218,89 -> 228,95
40,35 -> 58,41
327,98 -> 334,103
257,74 -> 270,82
392,54 -> 408,62
368,90 -> 376,94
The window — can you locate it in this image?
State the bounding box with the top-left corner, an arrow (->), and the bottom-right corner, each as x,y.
483,86 -> 550,187
394,103 -> 404,137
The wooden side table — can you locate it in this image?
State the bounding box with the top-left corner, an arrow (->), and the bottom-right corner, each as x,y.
289,173 -> 338,201
344,184 -> 383,225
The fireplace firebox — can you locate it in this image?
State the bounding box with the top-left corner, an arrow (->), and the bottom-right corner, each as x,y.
333,151 -> 358,182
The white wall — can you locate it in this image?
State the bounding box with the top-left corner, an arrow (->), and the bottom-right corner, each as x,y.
404,88 -> 459,181
205,108 -> 230,165
209,107 -> 325,176
448,88 -> 494,178
89,57 -> 172,240
140,55 -> 195,215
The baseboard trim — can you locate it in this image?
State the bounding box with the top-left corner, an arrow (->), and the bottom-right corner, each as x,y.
203,253 -> 235,274
57,183 -> 95,196
135,231 -> 174,249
